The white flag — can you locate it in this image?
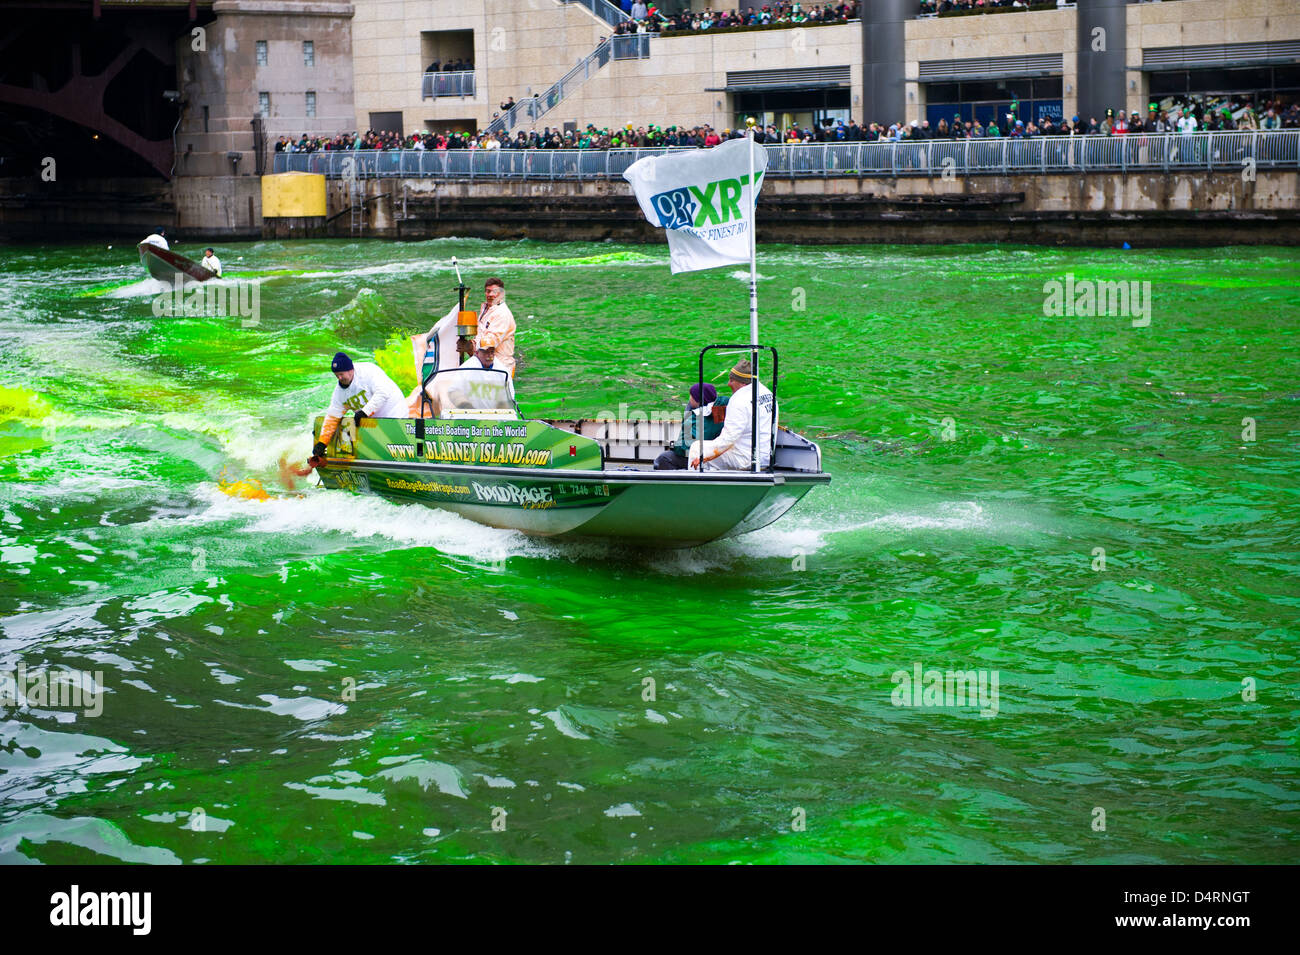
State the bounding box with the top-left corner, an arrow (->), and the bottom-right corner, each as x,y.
623,137 -> 767,274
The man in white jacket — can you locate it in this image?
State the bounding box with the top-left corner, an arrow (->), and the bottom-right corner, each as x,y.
141,227 -> 168,250
689,359 -> 777,471
311,351 -> 408,460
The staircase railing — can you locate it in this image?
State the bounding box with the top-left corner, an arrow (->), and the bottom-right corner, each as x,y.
562,0 -> 630,29
486,33 -> 653,136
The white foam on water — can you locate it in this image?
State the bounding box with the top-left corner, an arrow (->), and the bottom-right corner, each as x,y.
103,278 -> 172,299
218,423 -> 313,473
853,500 -> 989,533
815,500 -> 1044,541
188,482 -> 548,562
298,262 -> 431,279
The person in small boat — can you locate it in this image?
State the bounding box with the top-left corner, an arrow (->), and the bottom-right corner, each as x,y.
655,383 -> 728,470
141,227 -> 168,251
311,352 -> 408,460
689,360 -> 776,471
200,248 -> 222,277
476,277 -> 516,378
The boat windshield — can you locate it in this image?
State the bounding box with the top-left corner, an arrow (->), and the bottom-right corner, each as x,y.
424,367 -> 518,419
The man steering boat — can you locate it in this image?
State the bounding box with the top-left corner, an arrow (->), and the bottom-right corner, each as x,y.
476,277 -> 516,378
689,360 -> 777,471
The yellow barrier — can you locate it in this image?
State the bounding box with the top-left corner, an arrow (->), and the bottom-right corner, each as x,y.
261,172 -> 326,218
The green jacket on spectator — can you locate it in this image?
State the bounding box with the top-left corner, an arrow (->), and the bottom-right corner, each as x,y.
672,395 -> 729,457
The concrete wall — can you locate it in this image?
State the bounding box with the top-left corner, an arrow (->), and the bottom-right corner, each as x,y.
174,175 -> 265,237
175,0 -> 355,178
905,8 -> 1077,124
1126,0 -> 1300,115
317,168 -> 1300,247
352,0 -> 605,134
555,23 -> 861,133
349,0 -> 1300,136
352,0 -> 859,133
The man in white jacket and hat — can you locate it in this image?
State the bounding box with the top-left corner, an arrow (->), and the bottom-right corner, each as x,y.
689,359 -> 777,471
311,351 -> 408,461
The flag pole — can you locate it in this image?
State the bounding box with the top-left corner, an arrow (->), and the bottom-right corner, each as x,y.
746,117 -> 759,348
746,117 -> 759,473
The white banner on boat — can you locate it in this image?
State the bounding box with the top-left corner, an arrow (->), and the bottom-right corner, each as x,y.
623,137 -> 767,275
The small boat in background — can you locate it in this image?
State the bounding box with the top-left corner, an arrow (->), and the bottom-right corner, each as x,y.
138,242 -> 217,284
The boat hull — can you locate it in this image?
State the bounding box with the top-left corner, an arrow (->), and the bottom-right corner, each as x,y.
316,460 -> 827,547
138,243 -> 217,284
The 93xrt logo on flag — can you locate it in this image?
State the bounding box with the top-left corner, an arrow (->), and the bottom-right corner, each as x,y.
625,138 -> 769,273
650,173 -> 764,231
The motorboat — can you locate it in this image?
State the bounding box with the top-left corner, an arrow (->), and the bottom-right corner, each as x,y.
310,358 -> 828,548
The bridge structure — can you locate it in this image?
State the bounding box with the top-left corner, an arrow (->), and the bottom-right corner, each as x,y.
0,1 -> 215,179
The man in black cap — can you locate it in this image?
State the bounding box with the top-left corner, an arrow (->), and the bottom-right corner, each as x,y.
654,383 -> 728,470
310,351 -> 407,461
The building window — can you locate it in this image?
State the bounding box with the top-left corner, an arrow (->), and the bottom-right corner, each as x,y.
305,91 -> 316,118
202,105 -> 209,132
256,40 -> 268,66
258,92 -> 270,116
303,40 -> 315,67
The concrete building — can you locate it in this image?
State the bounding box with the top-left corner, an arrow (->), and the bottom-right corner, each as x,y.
176,0 -> 355,177
349,0 -> 1299,135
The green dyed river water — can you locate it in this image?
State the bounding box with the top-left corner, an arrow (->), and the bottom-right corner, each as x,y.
0,239 -> 1296,864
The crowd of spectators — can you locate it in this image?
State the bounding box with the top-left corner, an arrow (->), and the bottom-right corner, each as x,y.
273,96 -> 1299,156
423,57 -> 473,73
918,0 -> 1062,14
613,1 -> 860,34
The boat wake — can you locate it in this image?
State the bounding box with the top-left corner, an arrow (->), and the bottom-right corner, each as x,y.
102,278 -> 172,299
189,483 -> 549,563
851,500 -> 990,533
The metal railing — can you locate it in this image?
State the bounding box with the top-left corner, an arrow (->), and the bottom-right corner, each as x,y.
484,34 -> 653,136
563,0 -> 630,29
272,130 -> 1300,179
421,70 -> 476,100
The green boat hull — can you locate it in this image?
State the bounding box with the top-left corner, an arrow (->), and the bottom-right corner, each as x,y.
316,460 -> 826,547
311,414 -> 828,548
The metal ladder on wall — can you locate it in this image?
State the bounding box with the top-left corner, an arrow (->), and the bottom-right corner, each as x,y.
348,171 -> 365,236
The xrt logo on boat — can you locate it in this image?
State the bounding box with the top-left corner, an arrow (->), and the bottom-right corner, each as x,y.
651,172 -> 763,230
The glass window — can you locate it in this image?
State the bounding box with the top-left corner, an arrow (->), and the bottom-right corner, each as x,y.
258,91 -> 270,116
926,82 -> 961,103
305,91 -> 316,118
256,40 -> 268,67
1032,76 -> 1063,98
427,369 -> 517,417
1149,71 -> 1188,96
303,40 -> 314,67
